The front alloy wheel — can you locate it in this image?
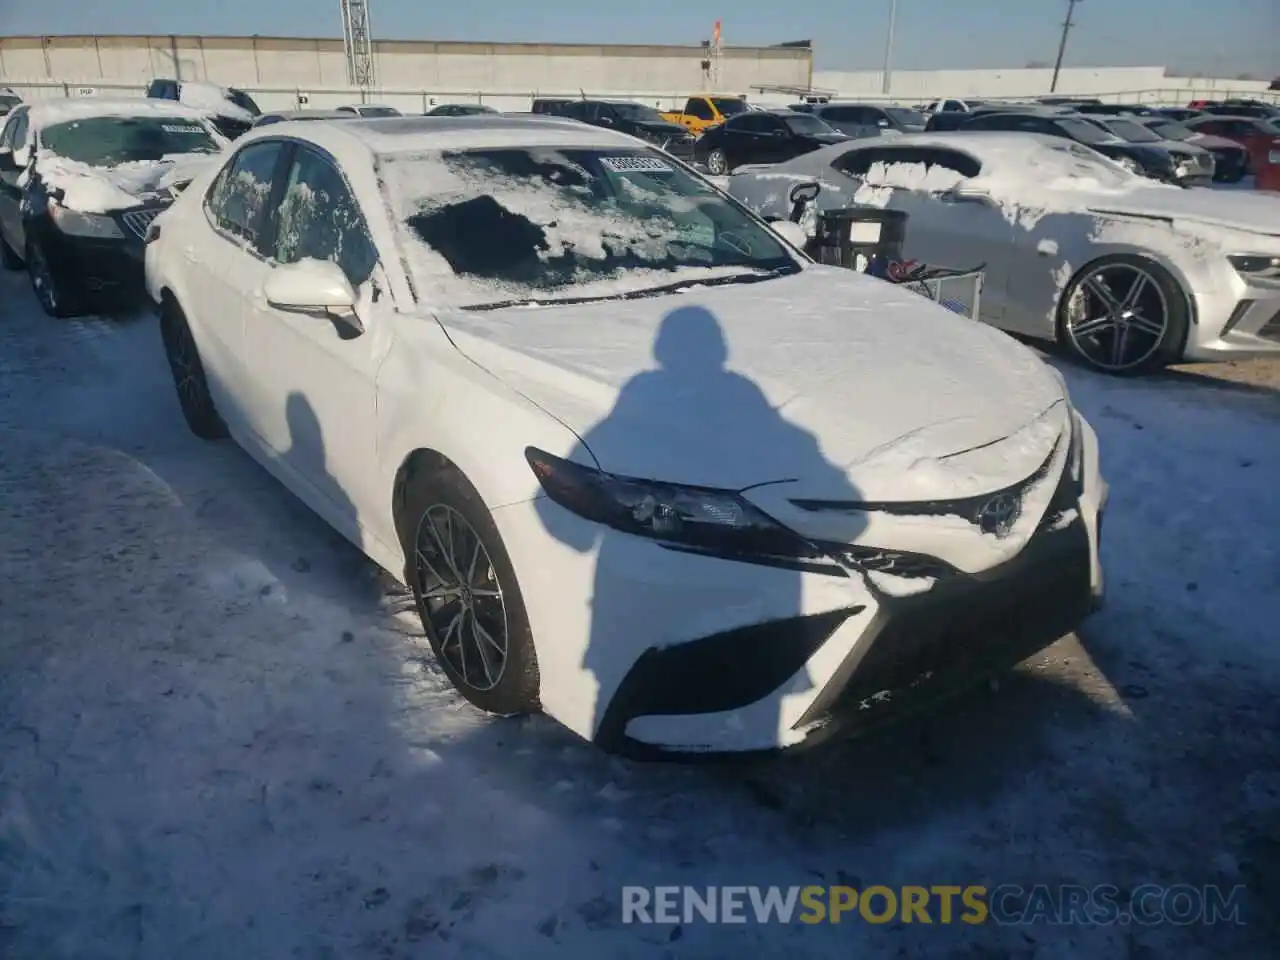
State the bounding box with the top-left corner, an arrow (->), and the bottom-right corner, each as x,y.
414,503 -> 509,693
706,148 -> 728,175
1060,258 -> 1186,375
27,239 -> 75,318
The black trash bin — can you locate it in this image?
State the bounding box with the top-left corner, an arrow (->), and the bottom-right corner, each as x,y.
814,206 -> 909,275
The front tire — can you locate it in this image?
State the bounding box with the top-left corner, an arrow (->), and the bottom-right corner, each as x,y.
706,148 -> 729,175
27,238 -> 81,318
0,236 -> 21,271
1056,254 -> 1189,376
398,465 -> 540,717
159,300 -> 228,440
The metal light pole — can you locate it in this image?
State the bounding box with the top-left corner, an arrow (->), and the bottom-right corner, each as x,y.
1049,0 -> 1082,93
881,0 -> 898,95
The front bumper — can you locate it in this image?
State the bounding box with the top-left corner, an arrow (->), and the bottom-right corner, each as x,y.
42,228 -> 147,301
1185,276 -> 1280,360
500,415 -> 1106,759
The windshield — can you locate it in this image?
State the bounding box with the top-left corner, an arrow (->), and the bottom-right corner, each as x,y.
1147,121 -> 1194,141
382,146 -> 795,308
1036,140 -> 1136,186
1103,118 -> 1162,143
611,102 -> 667,123
40,115 -> 220,166
712,98 -> 748,117
225,89 -> 261,116
886,107 -> 926,127
784,114 -> 837,136
1056,117 -> 1114,144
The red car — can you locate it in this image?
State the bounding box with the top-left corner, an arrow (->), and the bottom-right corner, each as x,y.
1183,114 -> 1280,177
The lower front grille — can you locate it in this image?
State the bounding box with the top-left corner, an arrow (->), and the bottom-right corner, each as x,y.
1259,308 -> 1280,343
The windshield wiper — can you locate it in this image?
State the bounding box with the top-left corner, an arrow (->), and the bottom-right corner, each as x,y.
460,263 -> 800,312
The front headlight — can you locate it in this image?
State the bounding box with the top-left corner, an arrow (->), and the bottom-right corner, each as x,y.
525,447 -> 824,561
48,202 -> 125,239
1228,254 -> 1280,280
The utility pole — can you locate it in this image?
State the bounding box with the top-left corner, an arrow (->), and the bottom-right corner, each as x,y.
1049,0 -> 1082,93
881,0 -> 898,95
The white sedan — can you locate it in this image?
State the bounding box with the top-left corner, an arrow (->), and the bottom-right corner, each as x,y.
145,116 -> 1106,757
726,132 -> 1280,374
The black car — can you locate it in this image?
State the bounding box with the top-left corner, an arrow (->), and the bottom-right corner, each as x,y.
0,104 -> 224,316
0,89 -> 20,118
146,78 -> 261,139
539,99 -> 696,160
427,103 -> 498,117
1079,116 -> 1215,185
959,110 -> 1184,182
1135,117 -> 1249,182
693,109 -> 848,174
1153,107 -> 1204,123
1072,102 -> 1160,117
789,101 -> 926,135
924,102 -> 1036,132
531,98 -> 574,115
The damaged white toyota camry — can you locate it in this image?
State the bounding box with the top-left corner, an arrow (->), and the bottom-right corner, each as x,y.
144,115 -> 1107,758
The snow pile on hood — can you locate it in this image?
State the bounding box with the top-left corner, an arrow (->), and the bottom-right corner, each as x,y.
177,82 -> 254,122
37,152 -> 219,213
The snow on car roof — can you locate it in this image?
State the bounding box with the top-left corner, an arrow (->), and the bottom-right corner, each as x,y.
26,98 -> 215,130
238,114 -> 643,158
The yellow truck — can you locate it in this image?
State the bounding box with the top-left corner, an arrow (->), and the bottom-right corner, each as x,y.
661,94 -> 751,135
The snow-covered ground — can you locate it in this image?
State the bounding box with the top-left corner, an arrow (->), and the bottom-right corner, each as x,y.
1,269 -> 1278,959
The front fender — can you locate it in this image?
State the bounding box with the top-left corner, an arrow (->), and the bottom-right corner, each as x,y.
376,320 -> 584,519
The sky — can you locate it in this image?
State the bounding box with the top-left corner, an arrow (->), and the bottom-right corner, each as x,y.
0,0 -> 1275,77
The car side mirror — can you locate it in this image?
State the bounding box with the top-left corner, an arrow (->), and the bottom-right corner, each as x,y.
264,258 -> 363,337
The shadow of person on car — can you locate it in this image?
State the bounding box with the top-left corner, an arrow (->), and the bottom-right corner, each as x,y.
533,303 -> 867,760
284,390 -> 396,613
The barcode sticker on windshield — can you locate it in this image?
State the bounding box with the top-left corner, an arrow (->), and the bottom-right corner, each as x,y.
600,156 -> 674,174
161,124 -> 204,134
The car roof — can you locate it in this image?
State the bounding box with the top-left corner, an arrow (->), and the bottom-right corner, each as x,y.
261,109 -> 352,120
24,97 -> 213,129
237,114 -> 644,157
826,129 -> 1060,156
1186,113 -> 1260,123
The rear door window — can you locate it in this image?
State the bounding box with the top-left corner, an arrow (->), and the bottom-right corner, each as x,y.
206,140 -> 288,252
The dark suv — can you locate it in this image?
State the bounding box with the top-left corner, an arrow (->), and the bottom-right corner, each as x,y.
538,99 -> 696,160
145,79 -> 261,139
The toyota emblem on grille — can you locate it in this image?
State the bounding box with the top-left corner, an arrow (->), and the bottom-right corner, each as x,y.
976,493 -> 1021,538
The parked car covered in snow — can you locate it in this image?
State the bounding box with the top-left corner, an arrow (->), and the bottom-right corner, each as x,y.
0,98 -> 226,316
253,109 -> 354,127
143,115 -> 1107,757
725,132 -> 1280,374
146,78 -> 260,140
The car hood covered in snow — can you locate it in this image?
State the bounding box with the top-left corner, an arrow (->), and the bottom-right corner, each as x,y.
438,268 -> 1069,500
37,152 -> 220,213
1089,185 -> 1280,237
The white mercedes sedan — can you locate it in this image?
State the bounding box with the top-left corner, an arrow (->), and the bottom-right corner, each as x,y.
144,116 -> 1107,758
726,132 -> 1280,375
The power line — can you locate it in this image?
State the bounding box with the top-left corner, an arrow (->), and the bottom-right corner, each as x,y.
1049,0 -> 1082,93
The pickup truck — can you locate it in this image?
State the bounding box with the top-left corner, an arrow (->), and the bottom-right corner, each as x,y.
661,94 -> 750,135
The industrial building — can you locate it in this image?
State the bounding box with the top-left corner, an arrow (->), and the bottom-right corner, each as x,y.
0,33 -> 1273,112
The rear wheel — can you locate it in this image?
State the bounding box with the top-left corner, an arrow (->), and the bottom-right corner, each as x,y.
397,464 -> 540,717
1056,255 -> 1188,376
706,148 -> 729,175
160,300 -> 228,440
